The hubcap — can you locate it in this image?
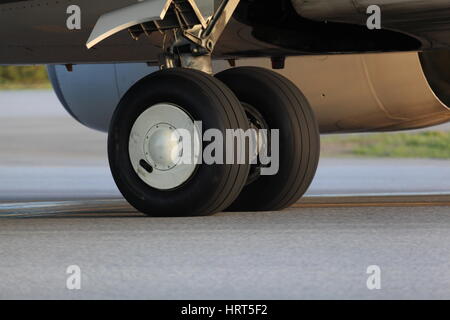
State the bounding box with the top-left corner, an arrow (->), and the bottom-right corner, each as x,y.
145,123 -> 182,171
129,103 -> 201,190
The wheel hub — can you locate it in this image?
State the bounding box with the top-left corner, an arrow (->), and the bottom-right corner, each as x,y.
145,123 -> 182,171
129,103 -> 200,190
242,102 -> 269,185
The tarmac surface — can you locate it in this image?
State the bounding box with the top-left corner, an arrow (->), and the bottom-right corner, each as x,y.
0,90 -> 450,299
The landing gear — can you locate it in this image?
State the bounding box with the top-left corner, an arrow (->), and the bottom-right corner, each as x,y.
108,68 -> 250,216
99,0 -> 320,216
216,67 -> 320,211
108,66 -> 320,216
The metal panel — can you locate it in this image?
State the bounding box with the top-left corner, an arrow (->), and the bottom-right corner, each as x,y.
215,53 -> 450,133
86,0 -> 172,49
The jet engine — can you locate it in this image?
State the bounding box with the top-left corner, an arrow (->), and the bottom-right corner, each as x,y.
48,51 -> 450,134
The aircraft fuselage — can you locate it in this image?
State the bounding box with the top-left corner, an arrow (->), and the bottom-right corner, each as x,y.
1,0 -> 450,65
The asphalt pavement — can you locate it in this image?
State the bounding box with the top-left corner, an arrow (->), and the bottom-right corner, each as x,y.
0,90 -> 450,299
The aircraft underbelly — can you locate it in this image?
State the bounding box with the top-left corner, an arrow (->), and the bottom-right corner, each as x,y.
293,0 -> 450,48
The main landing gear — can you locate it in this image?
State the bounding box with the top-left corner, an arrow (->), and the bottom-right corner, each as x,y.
100,0 -> 320,216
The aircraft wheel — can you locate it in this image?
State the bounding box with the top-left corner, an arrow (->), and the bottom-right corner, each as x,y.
216,67 -> 320,211
108,68 -> 250,217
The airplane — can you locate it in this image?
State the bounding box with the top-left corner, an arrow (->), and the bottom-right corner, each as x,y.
1,0 -> 450,216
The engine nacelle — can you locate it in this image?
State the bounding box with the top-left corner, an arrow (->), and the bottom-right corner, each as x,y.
47,63 -> 158,132
48,52 -> 450,134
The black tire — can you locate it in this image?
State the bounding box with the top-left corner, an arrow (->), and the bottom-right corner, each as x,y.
108,68 -> 250,217
216,67 -> 320,211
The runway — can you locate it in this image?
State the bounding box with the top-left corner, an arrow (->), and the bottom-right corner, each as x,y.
1,195 -> 450,299
1,90 -> 450,299
2,194 -> 450,218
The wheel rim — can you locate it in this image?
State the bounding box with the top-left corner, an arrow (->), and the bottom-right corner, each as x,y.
128,103 -> 201,190
242,102 -> 269,185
